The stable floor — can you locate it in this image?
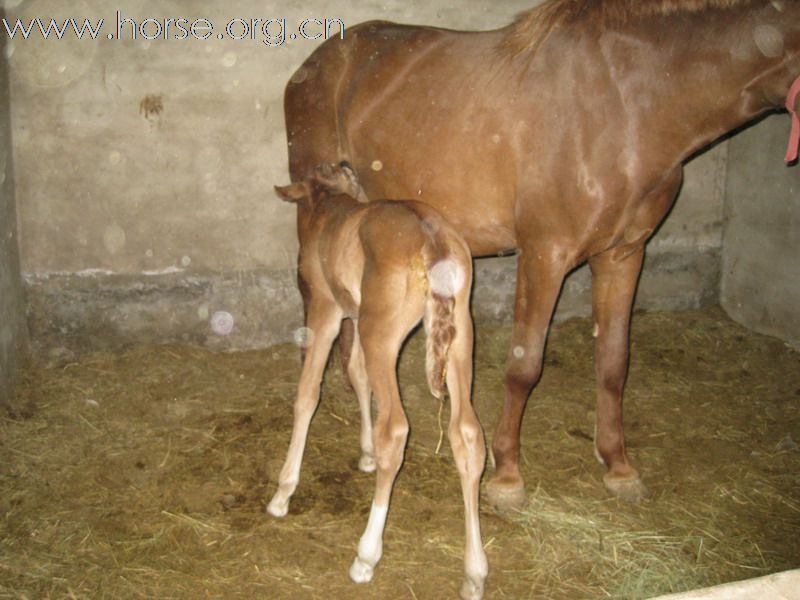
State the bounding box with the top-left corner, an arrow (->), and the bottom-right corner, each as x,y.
1,308 -> 799,599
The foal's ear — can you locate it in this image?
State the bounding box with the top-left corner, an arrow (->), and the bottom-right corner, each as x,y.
274,182 -> 310,204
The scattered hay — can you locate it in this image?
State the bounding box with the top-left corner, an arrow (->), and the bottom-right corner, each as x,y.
1,307 -> 798,599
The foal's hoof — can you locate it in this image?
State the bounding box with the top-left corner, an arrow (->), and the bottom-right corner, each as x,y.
266,496 -> 289,518
604,474 -> 650,503
460,578 -> 485,600
349,556 -> 375,583
485,478 -> 527,512
358,453 -> 376,473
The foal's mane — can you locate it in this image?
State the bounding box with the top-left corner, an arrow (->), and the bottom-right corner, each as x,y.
501,0 -> 758,56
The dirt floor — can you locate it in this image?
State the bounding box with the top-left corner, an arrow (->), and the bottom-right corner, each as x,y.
1,307 -> 799,599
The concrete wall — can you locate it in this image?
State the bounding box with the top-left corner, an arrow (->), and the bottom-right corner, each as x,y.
0,17 -> 28,404
721,113 -> 800,349
7,0 -> 727,359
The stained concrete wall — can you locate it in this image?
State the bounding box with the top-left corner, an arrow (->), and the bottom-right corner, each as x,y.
721,113 -> 800,349
0,19 -> 28,404
6,0 -> 727,359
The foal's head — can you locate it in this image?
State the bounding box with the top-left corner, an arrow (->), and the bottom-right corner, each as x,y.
312,161 -> 363,199
274,162 -> 363,207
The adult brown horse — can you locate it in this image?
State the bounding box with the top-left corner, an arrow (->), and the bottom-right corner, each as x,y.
283,0 -> 800,509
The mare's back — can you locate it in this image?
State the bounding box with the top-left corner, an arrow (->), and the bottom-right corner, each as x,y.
287,21 -> 526,255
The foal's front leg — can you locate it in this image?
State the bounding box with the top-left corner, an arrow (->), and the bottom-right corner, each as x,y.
267,303 -> 342,517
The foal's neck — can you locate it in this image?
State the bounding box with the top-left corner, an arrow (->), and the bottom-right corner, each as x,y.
297,192 -> 362,243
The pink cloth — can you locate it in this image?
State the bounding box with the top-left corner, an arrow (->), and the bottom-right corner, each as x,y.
785,75 -> 800,163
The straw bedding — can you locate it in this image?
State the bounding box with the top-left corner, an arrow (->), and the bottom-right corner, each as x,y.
2,307 -> 798,599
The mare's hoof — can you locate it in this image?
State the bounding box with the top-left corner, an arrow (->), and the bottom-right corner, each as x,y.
604,474 -> 650,503
485,478 -> 527,512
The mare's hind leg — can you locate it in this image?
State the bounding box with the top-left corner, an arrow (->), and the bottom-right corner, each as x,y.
267,300 -> 342,517
349,298 -> 417,584
588,245 -> 649,502
446,296 -> 488,600
486,246 -> 566,511
347,324 -> 375,472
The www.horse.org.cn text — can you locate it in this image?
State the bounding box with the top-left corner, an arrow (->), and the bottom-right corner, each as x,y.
1,13 -> 346,46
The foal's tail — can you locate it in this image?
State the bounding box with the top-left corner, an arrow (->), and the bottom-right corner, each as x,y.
423,254 -> 466,399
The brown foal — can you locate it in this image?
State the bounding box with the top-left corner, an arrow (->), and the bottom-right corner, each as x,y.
283,0 -> 800,509
267,163 -> 487,600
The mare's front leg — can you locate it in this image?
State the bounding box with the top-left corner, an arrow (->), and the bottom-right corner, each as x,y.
346,324 -> 375,472
588,169 -> 680,502
486,245 -> 567,511
267,300 -> 342,517
589,245 -> 649,502
446,294 -> 488,600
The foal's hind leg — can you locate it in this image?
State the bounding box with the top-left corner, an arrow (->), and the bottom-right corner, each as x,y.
349,304 -> 415,584
347,324 -> 375,472
446,297 -> 488,600
268,301 -> 342,517
588,246 -> 649,502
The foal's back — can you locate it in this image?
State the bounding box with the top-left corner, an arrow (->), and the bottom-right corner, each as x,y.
320,199 -> 469,318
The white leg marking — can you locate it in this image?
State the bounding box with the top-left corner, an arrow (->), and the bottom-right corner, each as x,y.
349,502 -> 388,583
